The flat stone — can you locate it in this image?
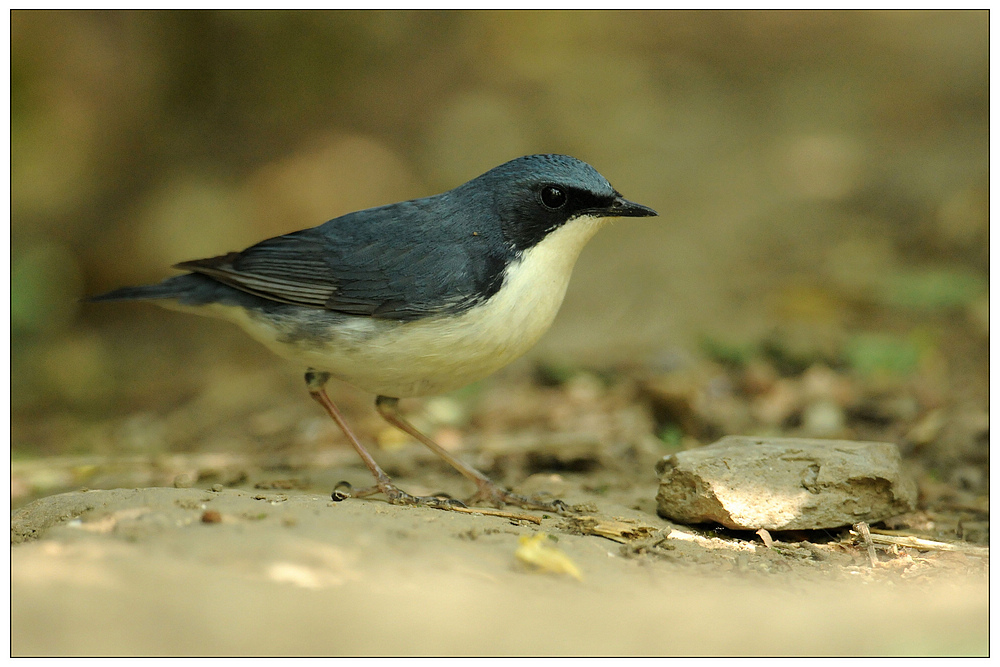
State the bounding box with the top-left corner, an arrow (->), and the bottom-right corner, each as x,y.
655,436 -> 917,530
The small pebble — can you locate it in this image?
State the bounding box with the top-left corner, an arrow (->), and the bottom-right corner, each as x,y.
201,510 -> 222,524
173,473 -> 196,489
801,399 -> 845,436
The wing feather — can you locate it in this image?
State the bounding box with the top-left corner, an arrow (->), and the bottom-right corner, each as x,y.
173,200 -> 508,320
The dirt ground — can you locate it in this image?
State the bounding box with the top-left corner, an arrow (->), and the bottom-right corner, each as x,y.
10,481 -> 989,656
10,337 -> 990,656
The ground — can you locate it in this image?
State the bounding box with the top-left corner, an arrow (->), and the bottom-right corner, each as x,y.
10,481 -> 989,656
10,325 -> 990,656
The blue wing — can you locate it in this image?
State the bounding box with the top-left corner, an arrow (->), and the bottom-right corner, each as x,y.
174,198 -> 508,321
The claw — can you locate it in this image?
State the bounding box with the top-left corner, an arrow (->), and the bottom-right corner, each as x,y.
331,480 -> 353,501
435,497 -> 469,510
549,499 -> 572,514
382,486 -> 470,510
466,484 -> 574,515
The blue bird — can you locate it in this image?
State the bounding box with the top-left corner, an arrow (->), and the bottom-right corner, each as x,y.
90,154 -> 657,512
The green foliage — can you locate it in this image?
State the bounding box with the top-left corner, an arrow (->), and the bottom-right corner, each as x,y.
699,336 -> 756,368
881,268 -> 987,312
842,333 -> 923,376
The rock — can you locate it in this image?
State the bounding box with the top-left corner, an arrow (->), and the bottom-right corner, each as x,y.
655,436 -> 917,530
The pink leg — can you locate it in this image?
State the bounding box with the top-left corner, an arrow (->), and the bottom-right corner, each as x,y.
306,370 -> 464,510
375,395 -> 570,513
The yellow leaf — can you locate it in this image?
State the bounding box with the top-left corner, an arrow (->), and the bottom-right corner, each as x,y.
515,533 -> 582,581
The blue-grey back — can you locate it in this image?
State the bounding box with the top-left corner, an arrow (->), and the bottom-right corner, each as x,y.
90,154 -> 621,321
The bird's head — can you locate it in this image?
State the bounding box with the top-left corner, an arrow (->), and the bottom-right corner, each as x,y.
463,154 -> 657,253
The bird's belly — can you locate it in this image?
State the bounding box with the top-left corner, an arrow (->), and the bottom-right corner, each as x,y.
314,299 -> 560,397
225,286 -> 562,397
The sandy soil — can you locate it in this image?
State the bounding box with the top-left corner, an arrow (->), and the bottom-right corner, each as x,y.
11,463 -> 989,656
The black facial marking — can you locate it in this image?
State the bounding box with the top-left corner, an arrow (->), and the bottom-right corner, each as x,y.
497,181 -> 619,253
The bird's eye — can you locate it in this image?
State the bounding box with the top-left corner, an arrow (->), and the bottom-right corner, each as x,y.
539,185 -> 568,210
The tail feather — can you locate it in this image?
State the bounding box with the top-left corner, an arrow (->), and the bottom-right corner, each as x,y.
87,280 -> 189,303
86,273 -> 225,305
87,272 -> 276,310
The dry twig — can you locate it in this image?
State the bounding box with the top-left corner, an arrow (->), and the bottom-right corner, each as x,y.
445,504 -> 543,524
854,521 -> 878,567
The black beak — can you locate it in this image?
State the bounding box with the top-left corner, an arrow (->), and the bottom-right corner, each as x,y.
604,195 -> 658,218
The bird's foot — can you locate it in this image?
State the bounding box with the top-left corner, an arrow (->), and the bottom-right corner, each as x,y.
332,480 -> 467,510
466,482 -> 574,515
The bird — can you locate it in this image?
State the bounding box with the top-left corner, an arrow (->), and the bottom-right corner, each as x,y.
89,153 -> 657,513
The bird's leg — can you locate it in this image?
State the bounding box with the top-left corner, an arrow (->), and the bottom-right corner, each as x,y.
375,396 -> 571,514
305,370 -> 465,510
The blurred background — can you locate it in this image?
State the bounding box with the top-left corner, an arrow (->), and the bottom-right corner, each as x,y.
11,10 -> 988,504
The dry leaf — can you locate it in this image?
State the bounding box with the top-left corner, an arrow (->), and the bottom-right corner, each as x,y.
559,515 -> 658,543
515,533 -> 582,581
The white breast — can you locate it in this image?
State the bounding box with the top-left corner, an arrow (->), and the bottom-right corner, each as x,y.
196,214 -> 610,397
